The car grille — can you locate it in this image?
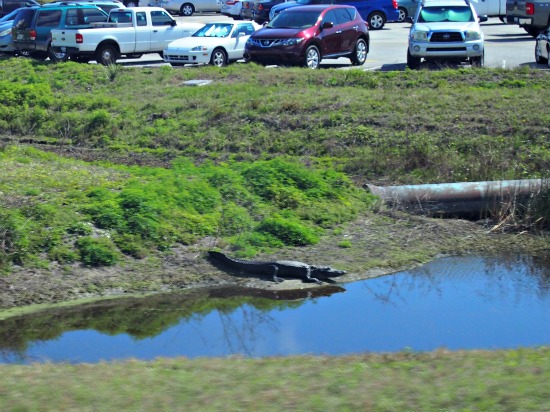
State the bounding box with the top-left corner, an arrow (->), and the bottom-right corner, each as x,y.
426,47 -> 468,51
249,38 -> 281,47
430,32 -> 463,42
166,55 -> 195,61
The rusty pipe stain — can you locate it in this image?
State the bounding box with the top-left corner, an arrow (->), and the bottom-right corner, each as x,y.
366,179 -> 546,214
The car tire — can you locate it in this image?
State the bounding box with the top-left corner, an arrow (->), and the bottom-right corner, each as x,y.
350,38 -> 367,66
535,41 -> 548,64
48,45 -> 69,63
210,48 -> 228,67
180,3 -> 194,16
368,11 -> 385,30
304,45 -> 321,69
96,44 -> 119,65
471,52 -> 484,68
406,49 -> 421,69
398,7 -> 407,23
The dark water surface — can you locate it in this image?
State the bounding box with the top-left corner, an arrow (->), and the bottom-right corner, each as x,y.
1,254 -> 548,364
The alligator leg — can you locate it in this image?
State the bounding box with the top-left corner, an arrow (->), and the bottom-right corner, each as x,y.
271,265 -> 284,283
305,266 -> 321,283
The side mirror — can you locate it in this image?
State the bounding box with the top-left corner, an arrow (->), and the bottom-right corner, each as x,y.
478,15 -> 488,22
321,21 -> 333,30
170,19 -> 176,26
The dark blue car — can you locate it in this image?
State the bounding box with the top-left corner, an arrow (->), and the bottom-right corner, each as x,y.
269,0 -> 399,29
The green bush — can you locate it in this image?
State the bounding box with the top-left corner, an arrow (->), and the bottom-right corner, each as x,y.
256,216 -> 319,246
75,237 -> 119,267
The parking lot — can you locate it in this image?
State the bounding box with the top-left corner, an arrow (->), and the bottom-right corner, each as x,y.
125,15 -> 539,70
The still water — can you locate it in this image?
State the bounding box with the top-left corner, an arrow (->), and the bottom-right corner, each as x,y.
0,254 -> 548,364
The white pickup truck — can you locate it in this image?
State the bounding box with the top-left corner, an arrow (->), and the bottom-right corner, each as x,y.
50,7 -> 203,64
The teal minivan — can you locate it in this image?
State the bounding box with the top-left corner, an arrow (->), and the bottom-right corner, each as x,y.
11,3 -> 108,61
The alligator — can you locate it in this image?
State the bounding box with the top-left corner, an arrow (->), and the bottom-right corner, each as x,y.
208,251 -> 346,283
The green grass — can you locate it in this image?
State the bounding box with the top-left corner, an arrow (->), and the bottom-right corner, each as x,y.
0,57 -> 548,276
0,347 -> 548,411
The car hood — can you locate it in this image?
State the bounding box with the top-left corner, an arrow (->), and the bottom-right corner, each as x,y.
412,21 -> 481,32
166,36 -> 230,50
252,27 -> 310,38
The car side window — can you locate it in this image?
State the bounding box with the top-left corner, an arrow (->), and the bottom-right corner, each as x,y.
36,9 -> 62,27
151,10 -> 172,26
322,9 -> 337,26
233,23 -> 254,37
66,9 -> 79,26
81,8 -> 108,24
136,11 -> 147,26
333,7 -> 352,24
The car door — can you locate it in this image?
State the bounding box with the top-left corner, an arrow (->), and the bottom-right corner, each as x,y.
333,7 -> 358,53
227,22 -> 254,59
318,9 -> 341,56
149,9 -> 179,51
34,8 -> 62,51
133,11 -> 151,52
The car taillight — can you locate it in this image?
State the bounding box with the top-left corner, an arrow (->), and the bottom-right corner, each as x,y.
76,33 -> 83,43
392,0 -> 398,9
226,0 -> 237,4
526,2 -> 534,14
258,3 -> 263,9
30,29 -> 36,40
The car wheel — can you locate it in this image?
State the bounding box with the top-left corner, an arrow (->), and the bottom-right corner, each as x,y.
304,45 -> 321,69
406,49 -> 421,69
471,52 -> 484,68
210,48 -> 228,67
96,44 -> 119,65
180,3 -> 194,16
350,38 -> 367,66
48,46 -> 69,62
535,41 -> 548,64
368,12 -> 385,30
398,7 -> 407,23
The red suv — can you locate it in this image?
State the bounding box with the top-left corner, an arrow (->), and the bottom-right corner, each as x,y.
243,4 -> 369,69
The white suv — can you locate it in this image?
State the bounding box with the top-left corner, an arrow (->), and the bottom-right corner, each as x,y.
407,0 -> 485,69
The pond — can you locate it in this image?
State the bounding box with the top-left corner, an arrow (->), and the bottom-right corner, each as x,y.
0,254 -> 548,364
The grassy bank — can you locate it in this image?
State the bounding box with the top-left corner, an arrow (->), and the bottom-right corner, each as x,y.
0,347 -> 548,411
0,58 -> 549,307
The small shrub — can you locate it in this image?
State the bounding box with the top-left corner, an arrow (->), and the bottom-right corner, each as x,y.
338,240 -> 352,248
75,236 -> 119,267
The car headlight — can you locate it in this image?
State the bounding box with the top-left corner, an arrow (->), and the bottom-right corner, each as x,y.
411,30 -> 428,41
280,38 -> 303,46
0,28 -> 10,37
191,46 -> 207,52
464,30 -> 481,41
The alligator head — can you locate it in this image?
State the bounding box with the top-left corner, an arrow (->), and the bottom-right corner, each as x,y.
310,265 -> 346,278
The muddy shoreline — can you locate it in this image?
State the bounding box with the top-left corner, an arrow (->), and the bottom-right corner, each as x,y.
1,211 -> 548,314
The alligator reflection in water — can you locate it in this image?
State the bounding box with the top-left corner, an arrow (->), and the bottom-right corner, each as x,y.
0,254 -> 548,364
0,285 -> 344,363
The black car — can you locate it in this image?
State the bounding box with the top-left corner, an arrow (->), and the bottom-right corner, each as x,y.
0,0 -> 39,17
251,0 -> 285,23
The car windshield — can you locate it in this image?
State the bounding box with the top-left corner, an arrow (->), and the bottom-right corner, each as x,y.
417,6 -> 473,22
267,10 -> 320,28
193,23 -> 233,37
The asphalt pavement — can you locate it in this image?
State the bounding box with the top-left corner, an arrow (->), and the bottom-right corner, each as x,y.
124,15 -> 542,70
